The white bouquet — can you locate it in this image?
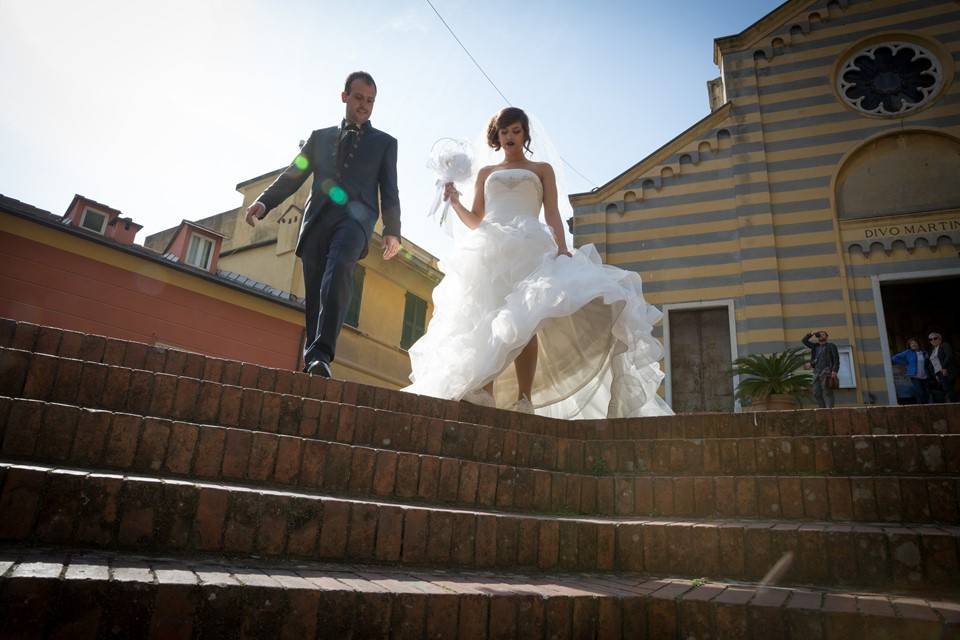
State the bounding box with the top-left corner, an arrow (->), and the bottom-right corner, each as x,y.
426,138 -> 473,226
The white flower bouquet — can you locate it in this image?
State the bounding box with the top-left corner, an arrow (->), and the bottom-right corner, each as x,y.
426,138 -> 473,226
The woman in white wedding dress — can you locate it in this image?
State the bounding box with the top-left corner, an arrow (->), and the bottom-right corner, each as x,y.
403,108 -> 672,419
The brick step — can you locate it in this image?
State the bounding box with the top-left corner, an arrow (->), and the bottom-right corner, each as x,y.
5,347 -> 959,483
571,432 -> 960,477
1,318 -> 539,434
3,399 -> 958,524
6,318 -> 960,442
2,348 -> 594,475
2,547 -> 957,640
2,462 -> 958,592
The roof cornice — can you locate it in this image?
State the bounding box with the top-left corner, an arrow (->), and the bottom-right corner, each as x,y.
569,102 -> 733,205
236,168 -> 283,190
713,0 -> 813,64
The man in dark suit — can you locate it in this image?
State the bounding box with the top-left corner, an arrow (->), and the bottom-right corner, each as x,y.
245,71 -> 401,377
802,330 -> 840,408
928,332 -> 958,402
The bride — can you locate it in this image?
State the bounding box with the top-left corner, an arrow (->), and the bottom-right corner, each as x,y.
403,107 -> 672,419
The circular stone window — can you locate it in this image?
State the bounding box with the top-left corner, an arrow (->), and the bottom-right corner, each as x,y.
837,42 -> 943,116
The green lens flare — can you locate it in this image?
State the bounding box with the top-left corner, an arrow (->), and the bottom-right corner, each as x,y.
293,155 -> 309,170
329,186 -> 348,205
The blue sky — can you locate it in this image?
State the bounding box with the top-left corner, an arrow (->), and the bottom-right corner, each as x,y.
0,0 -> 777,260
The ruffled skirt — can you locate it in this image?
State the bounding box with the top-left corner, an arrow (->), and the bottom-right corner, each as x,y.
403,215 -> 673,419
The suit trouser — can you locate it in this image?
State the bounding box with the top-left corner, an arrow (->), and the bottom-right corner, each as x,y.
812,369 -> 835,408
299,210 -> 367,367
936,371 -> 959,402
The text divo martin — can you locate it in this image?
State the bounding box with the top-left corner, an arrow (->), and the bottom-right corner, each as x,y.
863,219 -> 960,239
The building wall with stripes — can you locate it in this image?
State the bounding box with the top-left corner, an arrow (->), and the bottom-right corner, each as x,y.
570,0 -> 960,407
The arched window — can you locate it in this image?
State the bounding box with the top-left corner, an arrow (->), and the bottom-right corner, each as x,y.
835,131 -> 960,220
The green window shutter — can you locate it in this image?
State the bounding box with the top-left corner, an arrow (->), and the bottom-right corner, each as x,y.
345,266 -> 365,328
401,292 -> 427,350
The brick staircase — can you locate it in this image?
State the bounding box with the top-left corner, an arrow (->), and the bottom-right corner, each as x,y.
0,318 -> 957,638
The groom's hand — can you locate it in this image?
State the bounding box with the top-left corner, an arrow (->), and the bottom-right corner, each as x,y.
383,235 -> 401,261
245,201 -> 266,227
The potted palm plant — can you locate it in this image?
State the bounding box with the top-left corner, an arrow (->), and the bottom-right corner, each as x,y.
730,348 -> 813,411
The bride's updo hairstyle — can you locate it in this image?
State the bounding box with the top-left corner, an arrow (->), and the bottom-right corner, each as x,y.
487,107 -> 532,154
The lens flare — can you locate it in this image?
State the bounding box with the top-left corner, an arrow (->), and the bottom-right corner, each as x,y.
293,155 -> 309,171
329,186 -> 348,205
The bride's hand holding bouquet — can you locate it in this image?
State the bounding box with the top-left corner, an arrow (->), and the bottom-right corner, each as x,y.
426,138 -> 473,226
443,181 -> 462,205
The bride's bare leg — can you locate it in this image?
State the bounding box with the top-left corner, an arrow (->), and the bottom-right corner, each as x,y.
514,335 -> 538,399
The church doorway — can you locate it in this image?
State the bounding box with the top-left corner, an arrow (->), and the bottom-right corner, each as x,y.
877,270 -> 960,404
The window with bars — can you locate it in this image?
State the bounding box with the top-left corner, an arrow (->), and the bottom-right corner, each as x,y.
344,266 -> 365,328
401,292 -> 427,350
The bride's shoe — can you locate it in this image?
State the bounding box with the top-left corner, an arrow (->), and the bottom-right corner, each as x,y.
510,395 -> 534,414
463,388 -> 496,408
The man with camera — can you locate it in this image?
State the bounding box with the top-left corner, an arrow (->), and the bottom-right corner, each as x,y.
802,330 -> 840,408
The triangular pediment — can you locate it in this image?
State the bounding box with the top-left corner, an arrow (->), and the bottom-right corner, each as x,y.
714,0 -> 851,63
569,103 -> 733,207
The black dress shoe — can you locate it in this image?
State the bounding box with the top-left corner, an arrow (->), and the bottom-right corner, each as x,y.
305,359 -> 332,378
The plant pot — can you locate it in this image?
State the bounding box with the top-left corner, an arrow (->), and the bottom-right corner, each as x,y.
763,394 -> 799,411
744,394 -> 799,412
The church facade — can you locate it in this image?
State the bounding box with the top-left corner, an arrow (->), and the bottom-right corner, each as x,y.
570,0 -> 960,411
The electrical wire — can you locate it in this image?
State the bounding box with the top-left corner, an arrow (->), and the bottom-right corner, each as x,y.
424,0 -> 598,189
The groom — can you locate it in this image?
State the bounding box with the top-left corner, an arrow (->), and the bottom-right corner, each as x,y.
245,71 -> 402,377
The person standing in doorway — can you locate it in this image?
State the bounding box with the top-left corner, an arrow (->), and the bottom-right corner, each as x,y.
928,332 -> 958,402
891,338 -> 934,404
802,330 -> 840,408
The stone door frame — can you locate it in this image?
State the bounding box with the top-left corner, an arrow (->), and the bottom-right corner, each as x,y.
873,266 -> 960,405
662,299 -> 740,413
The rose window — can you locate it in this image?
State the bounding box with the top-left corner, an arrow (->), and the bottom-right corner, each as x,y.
837,42 -> 942,116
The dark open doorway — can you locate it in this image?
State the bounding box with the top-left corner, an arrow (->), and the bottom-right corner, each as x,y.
882,275 -> 960,404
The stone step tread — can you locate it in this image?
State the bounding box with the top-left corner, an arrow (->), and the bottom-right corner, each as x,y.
3,459 -> 959,531
3,398 -> 959,525
2,462 -> 958,592
5,321 -> 960,441
1,350 -> 626,476
1,546 -> 956,640
0,321 -> 533,433
4,346 -> 959,481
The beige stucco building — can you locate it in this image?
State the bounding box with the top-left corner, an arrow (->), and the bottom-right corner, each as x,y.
146,168 -> 441,389
571,0 -> 960,411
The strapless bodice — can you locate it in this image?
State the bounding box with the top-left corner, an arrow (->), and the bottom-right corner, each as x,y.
483,168 -> 543,223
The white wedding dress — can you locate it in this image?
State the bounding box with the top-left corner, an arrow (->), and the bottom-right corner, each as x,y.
404,168 -> 673,419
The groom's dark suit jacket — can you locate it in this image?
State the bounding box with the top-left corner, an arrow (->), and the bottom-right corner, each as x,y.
256,121 -> 401,258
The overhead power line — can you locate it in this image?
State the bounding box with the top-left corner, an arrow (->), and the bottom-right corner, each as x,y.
424,0 -> 598,190
424,0 -> 512,107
